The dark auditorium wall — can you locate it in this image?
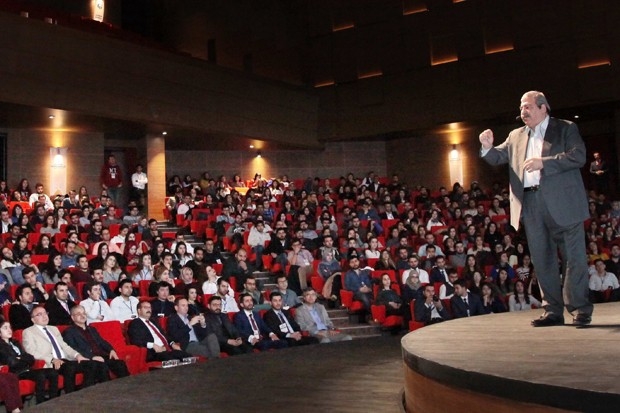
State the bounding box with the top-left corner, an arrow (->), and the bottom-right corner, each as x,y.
3,129 -> 104,194
166,141 -> 387,184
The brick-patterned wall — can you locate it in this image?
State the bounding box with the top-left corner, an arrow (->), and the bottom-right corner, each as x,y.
166,141 -> 387,183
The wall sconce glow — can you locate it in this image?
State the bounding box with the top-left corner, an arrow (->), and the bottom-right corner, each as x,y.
249,145 -> 254,149
449,144 -> 463,186
162,131 -> 168,136
256,151 -> 262,158
48,115 -> 55,119
92,0 -> 105,22
49,147 -> 68,195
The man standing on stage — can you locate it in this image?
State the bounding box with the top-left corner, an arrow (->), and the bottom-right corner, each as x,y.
479,90 -> 592,327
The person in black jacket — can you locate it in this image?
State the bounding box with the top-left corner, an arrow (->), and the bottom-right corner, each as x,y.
203,296 -> 252,356
263,292 -> 318,347
0,317 -> 59,404
45,282 -> 76,326
167,298 -> 219,358
62,306 -> 129,379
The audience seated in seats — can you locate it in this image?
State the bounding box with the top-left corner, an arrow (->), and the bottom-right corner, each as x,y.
45,281 -> 76,326
133,253 -> 154,282
344,252 -> 373,316
273,274 -> 302,309
490,252 -> 516,281
295,288 -> 352,344
10,251 -> 44,286
110,279 -> 140,322
201,265 -> 221,295
450,279 -> 485,318
176,266 -> 199,298
264,227 -> 291,270
9,285 -> 35,330
23,266 -> 49,303
414,284 -> 450,325
150,282 -> 176,320
187,247 -> 208,284
509,280 -> 542,311
480,283 -> 507,314
247,221 -> 271,271
233,293 -> 287,351
375,273 -> 403,317
374,249 -> 397,271
400,255 -> 429,285
494,268 -> 514,298
62,305 -> 130,379
263,291 -> 319,347
204,296 -> 251,356
127,301 -> 190,362
215,278 -> 239,313
23,305 -> 109,394
81,282 -> 115,324
428,255 -> 450,284
438,268 -> 459,300
82,268 -> 114,300
71,254 -> 92,284
222,248 -> 255,288
241,275 -> 271,311
148,266 -> 176,297
604,244 -> 620,278
167,297 -> 220,358
588,259 -> 620,303
0,317 -> 59,406
41,252 -> 63,284
287,239 -> 314,294
202,238 -> 223,266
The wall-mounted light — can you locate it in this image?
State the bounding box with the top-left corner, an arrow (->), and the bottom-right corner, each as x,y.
50,147 -> 68,195
48,115 -> 55,119
256,151 -> 262,158
92,0 -> 105,22
449,144 -> 460,161
162,131 -> 168,136
448,144 -> 463,186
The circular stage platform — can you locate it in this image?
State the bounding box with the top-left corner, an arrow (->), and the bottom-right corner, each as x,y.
402,302 -> 620,413
29,335 -> 405,413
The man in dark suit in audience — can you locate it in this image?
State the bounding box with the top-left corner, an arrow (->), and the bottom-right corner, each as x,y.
233,293 -> 287,351
127,301 -> 189,362
167,297 -> 220,358
450,280 -> 484,318
263,291 -> 319,347
62,305 -> 130,378
414,284 -> 451,325
204,296 -> 252,356
150,282 -> 175,320
81,268 -> 113,300
9,285 -> 35,330
46,281 -> 76,326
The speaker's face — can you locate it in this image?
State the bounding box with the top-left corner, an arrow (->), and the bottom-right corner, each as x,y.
519,94 -> 547,128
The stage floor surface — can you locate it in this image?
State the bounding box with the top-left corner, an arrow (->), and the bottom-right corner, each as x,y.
402,302 -> 620,412
30,335 -> 405,413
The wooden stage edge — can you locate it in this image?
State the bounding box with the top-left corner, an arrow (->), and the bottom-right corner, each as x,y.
401,302 -> 620,413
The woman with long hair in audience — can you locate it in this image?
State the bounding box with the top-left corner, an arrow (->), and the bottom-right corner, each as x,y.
487,197 -> 506,218
133,253 -> 154,282
375,273 -> 402,317
0,181 -> 8,199
77,186 -> 90,206
442,237 -> 456,258
601,226 -> 617,249
0,247 -> 17,270
495,268 -> 513,298
167,175 -> 183,196
88,242 -> 109,272
17,178 -> 31,199
64,232 -> 87,256
483,221 -> 502,249
509,279 -> 541,312
462,254 -> 481,286
173,242 -> 193,267
201,265 -> 220,294
515,254 -> 534,284
54,207 -> 68,227
514,241 -> 527,264
18,214 -> 34,234
480,282 -> 507,314
41,252 -> 63,284
425,209 -> 445,232
12,235 -> 29,258
364,236 -> 382,260
384,227 -> 401,249
587,240 -> 608,263
149,240 -> 167,264
102,254 -> 123,283
148,266 -> 176,296
0,317 -> 60,411
585,220 -> 600,242
40,213 -> 60,237
10,190 -> 23,202
185,286 -> 204,317
10,204 -> 23,225
375,249 -> 396,271
231,174 -> 246,188
468,271 -> 484,296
